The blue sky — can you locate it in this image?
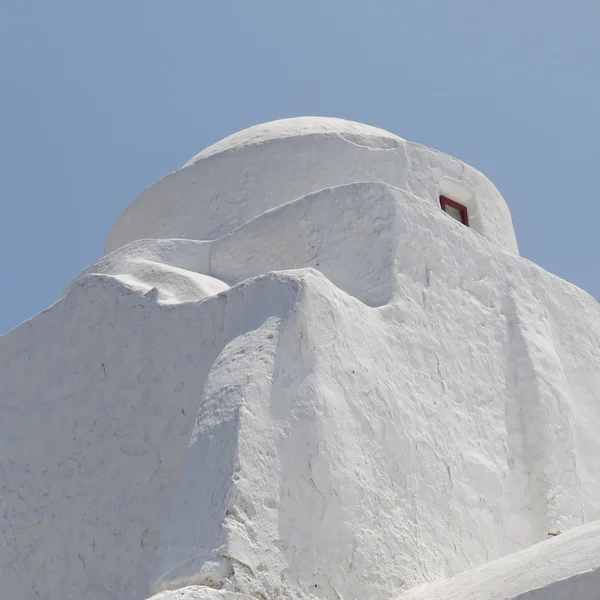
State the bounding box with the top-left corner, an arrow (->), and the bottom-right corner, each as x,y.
1,0 -> 599,334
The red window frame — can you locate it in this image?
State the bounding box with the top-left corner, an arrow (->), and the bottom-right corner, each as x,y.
439,195 -> 469,226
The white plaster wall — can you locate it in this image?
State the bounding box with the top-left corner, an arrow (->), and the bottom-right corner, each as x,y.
3,184 -> 599,600
398,519 -> 600,600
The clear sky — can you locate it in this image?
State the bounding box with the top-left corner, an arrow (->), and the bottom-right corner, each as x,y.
1,1 -> 599,335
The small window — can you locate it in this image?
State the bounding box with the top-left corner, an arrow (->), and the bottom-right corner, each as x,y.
440,195 -> 469,226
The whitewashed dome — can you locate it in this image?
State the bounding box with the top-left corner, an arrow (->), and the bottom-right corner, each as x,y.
106,117 -> 518,254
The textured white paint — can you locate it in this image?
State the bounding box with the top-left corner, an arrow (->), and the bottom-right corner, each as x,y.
1,119 -> 599,600
398,519 -> 600,600
105,117 -> 519,254
149,588 -> 250,600
150,516 -> 600,600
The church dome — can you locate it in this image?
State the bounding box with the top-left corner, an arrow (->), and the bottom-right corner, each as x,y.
105,117 -> 518,255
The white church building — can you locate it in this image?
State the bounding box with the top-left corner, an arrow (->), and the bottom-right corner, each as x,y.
1,118 -> 599,600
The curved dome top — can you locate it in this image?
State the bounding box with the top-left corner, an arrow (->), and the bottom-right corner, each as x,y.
106,117 -> 518,255
183,117 -> 402,166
